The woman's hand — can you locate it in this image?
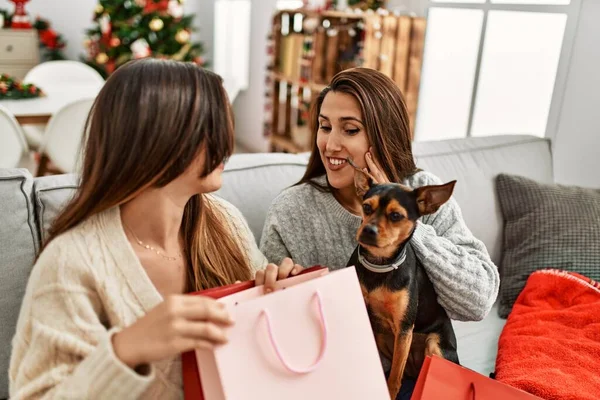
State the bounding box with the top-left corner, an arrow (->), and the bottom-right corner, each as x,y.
364,146 -> 390,184
112,295 -> 233,370
255,257 -> 304,294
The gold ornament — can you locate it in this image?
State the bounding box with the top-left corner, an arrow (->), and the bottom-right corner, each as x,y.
96,53 -> 109,64
175,30 -> 190,44
149,18 -> 164,32
95,4 -> 104,14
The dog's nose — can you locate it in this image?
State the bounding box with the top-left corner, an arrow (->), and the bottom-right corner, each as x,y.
362,225 -> 378,237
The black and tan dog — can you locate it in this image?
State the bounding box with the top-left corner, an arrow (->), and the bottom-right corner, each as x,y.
346,165 -> 459,399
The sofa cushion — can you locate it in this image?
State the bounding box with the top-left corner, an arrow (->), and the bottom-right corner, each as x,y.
215,152 -> 309,242
0,169 -> 38,399
413,135 -> 553,266
496,173 -> 600,318
33,174 -> 79,244
452,301 -> 506,376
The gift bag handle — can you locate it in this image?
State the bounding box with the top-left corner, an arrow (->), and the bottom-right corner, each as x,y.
259,291 -> 328,374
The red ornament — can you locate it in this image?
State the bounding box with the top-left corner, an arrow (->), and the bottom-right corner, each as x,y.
10,0 -> 32,29
109,37 -> 121,47
144,0 -> 169,14
105,61 -> 116,75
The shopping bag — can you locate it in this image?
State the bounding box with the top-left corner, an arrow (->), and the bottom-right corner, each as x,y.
182,266 -> 330,400
411,355 -> 541,400
195,266 -> 389,400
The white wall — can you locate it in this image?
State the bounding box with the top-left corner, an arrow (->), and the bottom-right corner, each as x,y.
552,0 -> 600,189
0,0 -> 213,62
232,0 -> 277,153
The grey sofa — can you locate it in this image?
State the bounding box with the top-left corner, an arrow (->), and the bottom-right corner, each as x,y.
0,135 -> 554,399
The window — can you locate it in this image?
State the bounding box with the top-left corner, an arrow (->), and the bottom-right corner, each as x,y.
415,0 -> 581,141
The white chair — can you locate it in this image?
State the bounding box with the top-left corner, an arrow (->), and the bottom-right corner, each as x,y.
0,105 -> 29,168
23,61 -> 104,150
37,98 -> 95,176
24,60 -> 105,86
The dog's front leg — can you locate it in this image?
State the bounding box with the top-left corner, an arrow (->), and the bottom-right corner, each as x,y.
387,324 -> 414,399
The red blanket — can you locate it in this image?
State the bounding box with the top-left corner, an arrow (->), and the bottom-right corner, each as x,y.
495,269 -> 600,400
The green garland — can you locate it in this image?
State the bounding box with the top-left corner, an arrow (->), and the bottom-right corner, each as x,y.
0,73 -> 44,100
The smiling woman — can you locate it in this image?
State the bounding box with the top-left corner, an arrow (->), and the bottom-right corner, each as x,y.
260,67 -> 500,400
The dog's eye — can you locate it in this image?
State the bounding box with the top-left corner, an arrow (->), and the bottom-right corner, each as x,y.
362,204 -> 373,215
389,212 -> 404,222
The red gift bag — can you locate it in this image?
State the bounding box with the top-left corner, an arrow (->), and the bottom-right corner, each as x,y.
182,266 -> 327,400
411,356 -> 541,400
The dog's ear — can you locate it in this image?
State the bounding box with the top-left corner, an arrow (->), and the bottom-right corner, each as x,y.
415,180 -> 456,216
354,168 -> 374,198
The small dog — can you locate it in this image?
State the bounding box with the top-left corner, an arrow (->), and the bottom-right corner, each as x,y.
346,163 -> 459,399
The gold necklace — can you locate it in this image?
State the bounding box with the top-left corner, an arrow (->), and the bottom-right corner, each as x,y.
123,222 -> 182,262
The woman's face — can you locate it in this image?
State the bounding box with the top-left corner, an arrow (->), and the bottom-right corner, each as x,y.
316,91 -> 370,190
174,149 -> 225,196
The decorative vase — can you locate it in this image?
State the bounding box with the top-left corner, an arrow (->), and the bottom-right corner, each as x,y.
10,0 -> 32,29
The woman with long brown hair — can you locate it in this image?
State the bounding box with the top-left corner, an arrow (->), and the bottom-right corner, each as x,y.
260,68 -> 499,399
9,59 -> 296,399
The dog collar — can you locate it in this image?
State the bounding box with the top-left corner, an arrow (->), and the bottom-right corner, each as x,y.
357,246 -> 407,273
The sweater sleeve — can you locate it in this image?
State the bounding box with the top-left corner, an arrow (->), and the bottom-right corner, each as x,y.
9,239 -> 154,400
259,207 -> 293,266
409,172 -> 500,321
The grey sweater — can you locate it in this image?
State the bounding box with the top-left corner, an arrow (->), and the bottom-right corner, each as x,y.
259,171 -> 499,322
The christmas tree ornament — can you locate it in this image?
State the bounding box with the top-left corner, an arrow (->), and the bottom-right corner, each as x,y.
135,0 -> 146,6
94,4 -> 104,14
99,13 -> 112,37
106,61 -> 116,74
149,17 -> 164,31
109,36 -> 121,47
131,38 -> 151,58
175,29 -> 190,44
88,40 -> 100,59
96,52 -> 109,64
144,0 -> 169,14
168,0 -> 184,19
9,0 -> 32,29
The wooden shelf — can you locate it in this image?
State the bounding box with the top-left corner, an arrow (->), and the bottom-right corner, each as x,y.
270,71 -> 328,93
270,135 -> 307,153
277,9 -> 367,21
266,8 -> 426,153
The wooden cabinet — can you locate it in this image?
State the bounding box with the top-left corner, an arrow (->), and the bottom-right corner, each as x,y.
0,29 -> 39,79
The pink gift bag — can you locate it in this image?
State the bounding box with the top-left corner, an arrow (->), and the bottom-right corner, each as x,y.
196,266 -> 389,400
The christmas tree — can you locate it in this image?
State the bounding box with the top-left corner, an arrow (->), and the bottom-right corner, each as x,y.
83,0 -> 206,77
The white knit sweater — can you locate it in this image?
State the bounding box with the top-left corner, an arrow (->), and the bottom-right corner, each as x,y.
9,195 -> 267,400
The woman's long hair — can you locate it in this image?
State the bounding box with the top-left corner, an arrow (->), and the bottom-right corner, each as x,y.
298,67 -> 417,189
45,58 -> 252,291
